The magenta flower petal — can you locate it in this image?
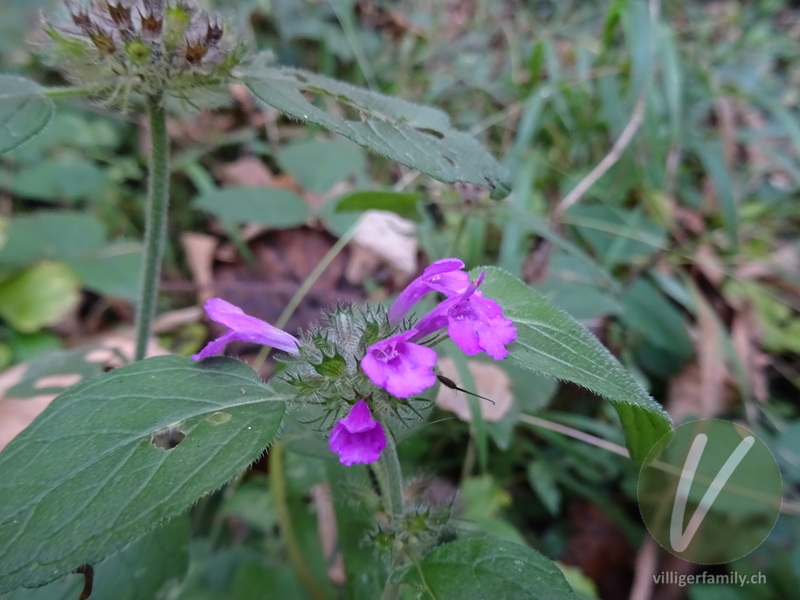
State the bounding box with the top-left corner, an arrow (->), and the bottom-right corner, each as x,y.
328,400 -> 387,466
361,331 -> 438,398
388,258 -> 470,323
446,294 -> 517,359
192,298 -> 300,359
192,331 -> 237,360
413,274 -> 517,360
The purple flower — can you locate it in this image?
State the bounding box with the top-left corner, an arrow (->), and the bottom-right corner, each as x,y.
192,298 -> 300,360
328,399 -> 387,465
414,272 -> 517,360
389,258 -> 470,323
361,330 -> 438,398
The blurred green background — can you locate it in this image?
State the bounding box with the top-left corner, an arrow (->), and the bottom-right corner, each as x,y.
1,1 -> 799,599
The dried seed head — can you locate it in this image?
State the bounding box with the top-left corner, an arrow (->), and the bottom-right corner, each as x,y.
141,0 -> 165,18
87,27 -> 117,54
184,39 -> 208,64
139,10 -> 163,37
205,13 -> 222,46
42,0 -> 249,111
67,0 -> 92,30
106,0 -> 133,29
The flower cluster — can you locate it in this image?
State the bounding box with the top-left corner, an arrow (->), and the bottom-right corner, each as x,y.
363,260 -> 517,400
41,0 -> 246,110
192,259 -> 516,466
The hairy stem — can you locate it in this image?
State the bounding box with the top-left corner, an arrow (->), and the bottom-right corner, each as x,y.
372,431 -> 404,600
134,94 -> 170,361
372,430 -> 404,519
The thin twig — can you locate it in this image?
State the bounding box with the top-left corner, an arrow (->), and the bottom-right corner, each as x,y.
629,537 -> 659,600
551,95 -> 647,223
519,413 -> 631,457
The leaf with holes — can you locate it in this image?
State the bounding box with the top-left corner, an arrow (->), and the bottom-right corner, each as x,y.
475,267 -> 671,463
0,76 -> 54,155
396,538 -> 578,599
241,66 -> 510,198
0,356 -> 287,593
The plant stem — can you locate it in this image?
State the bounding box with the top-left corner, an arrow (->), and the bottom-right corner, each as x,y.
42,85 -> 108,99
372,431 -> 405,600
271,441 -> 329,600
372,430 -> 404,519
134,94 -> 170,361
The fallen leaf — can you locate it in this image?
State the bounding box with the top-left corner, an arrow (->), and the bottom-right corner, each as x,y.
351,210 -> 417,279
311,483 -> 345,585
731,304 -> 769,404
667,289 -> 737,423
181,232 -> 217,303
435,357 -> 512,423
217,156 -> 299,191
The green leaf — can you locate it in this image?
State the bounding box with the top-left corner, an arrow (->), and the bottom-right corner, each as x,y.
476,267 -> 671,464
396,538 -> 578,599
0,76 -> 54,155
86,512 -> 189,600
621,278 -> 693,358
3,330 -> 61,365
693,139 -> 738,251
527,461 -> 561,516
6,157 -> 108,202
325,461 -> 386,599
242,66 -> 510,198
194,186 -> 311,229
0,212 -> 106,268
0,262 -> 80,332
334,190 -> 421,220
0,355 -> 287,592
277,138 -> 365,192
460,476 -> 526,545
534,253 -> 622,320
0,514 -> 189,600
69,242 -> 143,301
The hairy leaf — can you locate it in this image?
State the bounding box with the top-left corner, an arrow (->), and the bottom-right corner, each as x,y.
477,267 -> 671,463
0,356 -> 286,592
242,66 -> 510,198
397,538 -> 577,599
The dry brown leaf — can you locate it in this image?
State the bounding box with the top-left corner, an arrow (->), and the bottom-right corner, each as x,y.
731,304 -> 769,405
311,483 -> 345,585
217,156 -> 299,191
153,307 -> 204,334
736,244 -> 800,284
435,357 -> 512,423
167,112 -> 235,145
182,232 -> 218,302
667,291 -> 737,423
213,228 -> 364,335
351,210 -> 417,280
345,243 -> 384,286
693,244 -> 726,286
